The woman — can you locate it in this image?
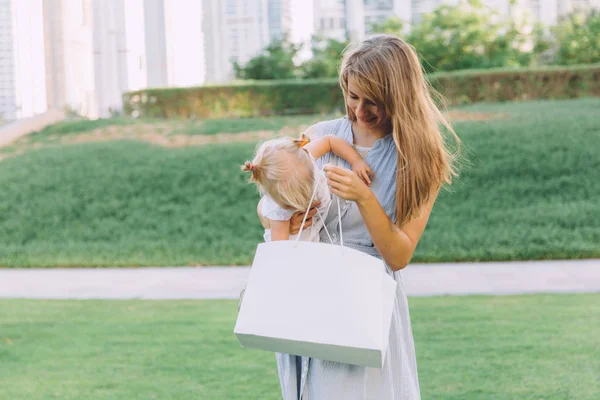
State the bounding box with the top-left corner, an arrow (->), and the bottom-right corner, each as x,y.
259,34 -> 459,399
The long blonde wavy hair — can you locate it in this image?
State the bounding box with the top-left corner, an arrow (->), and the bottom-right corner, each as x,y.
339,34 -> 460,227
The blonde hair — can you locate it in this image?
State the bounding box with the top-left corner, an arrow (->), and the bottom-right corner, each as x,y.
242,134 -> 315,212
339,34 -> 460,227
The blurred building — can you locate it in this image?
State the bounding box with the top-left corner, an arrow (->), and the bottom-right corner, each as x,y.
316,0 -> 600,43
203,0 -> 290,83
43,0 -> 139,118
268,0 -> 292,41
41,0 -> 204,118
0,0 -> 47,121
0,0 -> 18,121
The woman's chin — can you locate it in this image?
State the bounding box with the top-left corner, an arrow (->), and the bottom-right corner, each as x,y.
357,118 -> 378,128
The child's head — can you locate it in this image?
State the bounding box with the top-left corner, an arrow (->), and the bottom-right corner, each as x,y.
242,134 -> 315,212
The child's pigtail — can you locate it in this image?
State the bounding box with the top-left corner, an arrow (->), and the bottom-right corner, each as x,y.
293,133 -> 311,148
241,161 -> 259,181
241,161 -> 253,172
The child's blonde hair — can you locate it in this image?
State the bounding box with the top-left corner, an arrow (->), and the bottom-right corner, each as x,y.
242,134 -> 315,212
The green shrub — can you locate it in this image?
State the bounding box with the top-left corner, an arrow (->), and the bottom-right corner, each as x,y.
123,65 -> 600,119
123,79 -> 345,119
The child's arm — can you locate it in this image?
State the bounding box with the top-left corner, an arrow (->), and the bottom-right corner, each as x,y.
304,135 -> 375,186
270,220 -> 290,241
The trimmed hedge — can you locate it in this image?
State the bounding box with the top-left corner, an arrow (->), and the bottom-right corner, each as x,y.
123,64 -> 600,119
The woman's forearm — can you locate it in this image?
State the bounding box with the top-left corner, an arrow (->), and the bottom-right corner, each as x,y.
356,193 -> 414,270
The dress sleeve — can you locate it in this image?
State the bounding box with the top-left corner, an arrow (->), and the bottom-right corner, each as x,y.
261,195 -> 295,221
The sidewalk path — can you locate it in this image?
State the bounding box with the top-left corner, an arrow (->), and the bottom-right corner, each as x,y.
0,259 -> 598,300
0,109 -> 65,148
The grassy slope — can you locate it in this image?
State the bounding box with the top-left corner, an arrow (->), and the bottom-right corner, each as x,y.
0,98 -> 598,267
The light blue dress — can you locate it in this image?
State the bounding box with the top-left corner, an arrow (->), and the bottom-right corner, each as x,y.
275,118 -> 421,399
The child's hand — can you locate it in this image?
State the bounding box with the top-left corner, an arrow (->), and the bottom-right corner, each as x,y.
351,159 -> 375,187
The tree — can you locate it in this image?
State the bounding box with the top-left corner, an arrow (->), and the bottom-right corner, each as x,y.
233,36 -> 302,80
368,17 -> 404,35
406,1 -> 540,72
300,35 -> 349,79
551,10 -> 600,65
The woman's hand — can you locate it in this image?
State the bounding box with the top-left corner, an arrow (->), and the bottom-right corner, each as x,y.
324,164 -> 373,204
289,201 -> 321,235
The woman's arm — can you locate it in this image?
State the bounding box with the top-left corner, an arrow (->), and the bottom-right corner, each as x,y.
324,164 -> 438,271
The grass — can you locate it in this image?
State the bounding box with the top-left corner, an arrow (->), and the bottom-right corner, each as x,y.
0,294 -> 598,399
0,98 -> 599,267
173,114 -> 339,136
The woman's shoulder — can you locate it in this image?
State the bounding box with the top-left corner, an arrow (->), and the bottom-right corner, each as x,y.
306,116 -> 351,138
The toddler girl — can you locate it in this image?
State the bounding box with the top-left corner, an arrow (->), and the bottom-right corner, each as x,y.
242,133 -> 374,242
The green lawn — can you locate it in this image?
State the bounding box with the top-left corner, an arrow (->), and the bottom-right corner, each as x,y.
0,98 -> 598,267
1,294 -> 598,399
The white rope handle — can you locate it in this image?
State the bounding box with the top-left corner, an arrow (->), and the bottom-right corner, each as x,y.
296,180 -> 320,240
296,168 -> 343,246
336,194 -> 343,246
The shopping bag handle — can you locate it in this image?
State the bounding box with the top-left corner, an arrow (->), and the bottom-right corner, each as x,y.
296,168 -> 343,246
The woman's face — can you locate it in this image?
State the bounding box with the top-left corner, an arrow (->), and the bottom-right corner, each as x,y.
346,75 -> 389,132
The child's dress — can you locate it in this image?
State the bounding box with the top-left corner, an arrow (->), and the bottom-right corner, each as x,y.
261,164 -> 332,243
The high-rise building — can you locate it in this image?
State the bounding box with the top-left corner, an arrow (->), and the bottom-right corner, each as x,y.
164,1 -> 205,87
0,0 -> 18,120
143,0 -> 168,87
92,0 -> 132,115
313,0 -> 347,41
316,0 -> 600,43
364,0 -> 397,28
203,0 -> 271,83
268,0 -> 292,41
313,0 -> 413,42
43,0 -> 130,118
346,0 -> 365,42
42,0 -> 178,117
0,0 -> 46,121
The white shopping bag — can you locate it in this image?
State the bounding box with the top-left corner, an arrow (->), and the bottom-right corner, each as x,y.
234,197 -> 397,368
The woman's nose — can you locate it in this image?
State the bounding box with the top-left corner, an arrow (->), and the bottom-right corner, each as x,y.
355,102 -> 365,117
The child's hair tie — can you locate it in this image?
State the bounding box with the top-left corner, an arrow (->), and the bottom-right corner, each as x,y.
294,133 -> 311,148
241,161 -> 254,172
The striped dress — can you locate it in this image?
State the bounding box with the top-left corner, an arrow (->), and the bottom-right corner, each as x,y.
275,117 -> 421,400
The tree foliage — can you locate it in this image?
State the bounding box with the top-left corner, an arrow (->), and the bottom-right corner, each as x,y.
551,10 -> 600,65
406,2 -> 542,72
233,3 -> 600,79
300,35 -> 349,79
233,37 -> 302,80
